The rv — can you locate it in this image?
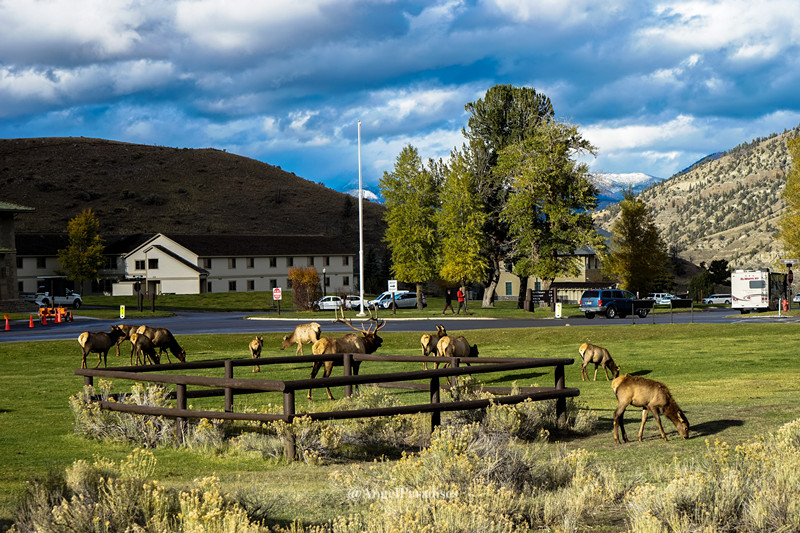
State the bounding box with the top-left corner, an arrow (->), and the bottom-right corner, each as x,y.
731,269 -> 788,313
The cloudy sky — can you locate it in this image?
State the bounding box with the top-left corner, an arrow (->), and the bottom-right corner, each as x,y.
2,0 -> 799,192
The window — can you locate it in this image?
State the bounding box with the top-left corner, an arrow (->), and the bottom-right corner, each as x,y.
16,257 -> 23,268
269,279 -> 277,289
505,282 -> 513,296
202,258 -> 212,269
324,256 -> 330,266
228,280 -> 237,292
247,280 -> 255,291
207,282 -> 213,292
18,281 -> 24,292
135,260 -> 145,270
37,257 -> 47,268
246,257 -> 255,268
343,276 -> 349,286
343,256 -> 349,266
148,258 -> 159,269
307,256 -> 315,266
287,257 -> 294,267
269,257 -> 277,268
228,258 -> 237,269
325,276 -> 331,287
105,256 -> 117,269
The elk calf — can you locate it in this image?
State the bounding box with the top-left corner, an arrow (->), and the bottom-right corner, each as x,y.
78,329 -> 126,369
578,342 -> 619,381
130,332 -> 159,365
111,324 -> 140,358
250,336 -> 264,372
435,335 -> 479,369
281,322 -> 321,356
612,374 -> 689,444
135,326 -> 186,363
421,324 -> 447,370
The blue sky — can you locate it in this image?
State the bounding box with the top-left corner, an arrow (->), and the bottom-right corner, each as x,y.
2,0 -> 799,192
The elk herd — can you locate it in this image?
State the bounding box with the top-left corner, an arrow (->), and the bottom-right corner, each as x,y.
77,309 -> 689,444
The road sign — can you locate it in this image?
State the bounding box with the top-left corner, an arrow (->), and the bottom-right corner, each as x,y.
388,279 -> 398,292
273,288 -> 282,300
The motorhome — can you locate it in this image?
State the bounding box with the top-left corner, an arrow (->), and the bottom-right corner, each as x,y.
731,269 -> 788,313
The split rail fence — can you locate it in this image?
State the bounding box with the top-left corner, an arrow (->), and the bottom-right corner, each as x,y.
75,353 -> 579,460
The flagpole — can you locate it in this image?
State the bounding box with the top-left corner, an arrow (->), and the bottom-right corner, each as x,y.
357,120 -> 366,317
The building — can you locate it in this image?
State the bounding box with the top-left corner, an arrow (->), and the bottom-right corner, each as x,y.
15,232 -> 357,297
1,201 -> 35,308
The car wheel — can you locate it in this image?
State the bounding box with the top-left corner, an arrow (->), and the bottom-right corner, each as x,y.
313,304 -> 320,311
73,300 -> 82,309
725,300 -> 731,304
584,312 -> 595,319
606,306 -> 617,319
637,309 -> 648,318
40,298 -> 50,307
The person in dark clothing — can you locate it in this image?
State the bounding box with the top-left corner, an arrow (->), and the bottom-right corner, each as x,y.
442,289 -> 455,314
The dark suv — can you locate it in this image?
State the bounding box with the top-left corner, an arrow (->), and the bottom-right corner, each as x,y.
579,289 -> 650,319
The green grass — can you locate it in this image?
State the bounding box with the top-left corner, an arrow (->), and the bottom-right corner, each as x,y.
2,322 -> 800,529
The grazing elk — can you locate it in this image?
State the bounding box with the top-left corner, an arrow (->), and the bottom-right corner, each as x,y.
420,324 -> 447,370
612,374 -> 690,444
78,328 -> 127,369
434,334 -> 479,369
134,326 -> 187,363
578,342 -> 620,382
111,324 -> 140,358
130,332 -> 159,365
281,322 -> 322,356
250,336 -> 264,372
308,307 -> 386,400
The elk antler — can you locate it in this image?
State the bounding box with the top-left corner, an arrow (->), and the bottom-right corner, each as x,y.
366,306 -> 386,334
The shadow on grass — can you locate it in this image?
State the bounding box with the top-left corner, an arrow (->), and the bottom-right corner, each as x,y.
688,418 -> 744,438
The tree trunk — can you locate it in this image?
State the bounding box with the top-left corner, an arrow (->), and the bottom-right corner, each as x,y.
517,275 -> 529,309
416,282 -> 424,310
482,254 -> 501,307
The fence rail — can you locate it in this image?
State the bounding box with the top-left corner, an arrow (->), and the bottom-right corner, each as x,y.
75,353 -> 578,460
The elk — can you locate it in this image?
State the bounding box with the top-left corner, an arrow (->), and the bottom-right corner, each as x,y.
578,342 -> 620,381
420,324 -> 447,370
134,326 -> 186,363
281,322 -> 322,356
111,324 -> 140,358
434,334 -> 479,369
612,374 -> 690,444
130,332 -> 159,365
250,336 -> 264,372
308,307 -> 386,400
78,328 -> 127,369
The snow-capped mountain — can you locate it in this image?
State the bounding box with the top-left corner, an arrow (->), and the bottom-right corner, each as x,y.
590,172 -> 663,208
345,188 -> 382,203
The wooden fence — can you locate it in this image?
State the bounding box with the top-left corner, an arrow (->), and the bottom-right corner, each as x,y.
75,353 -> 579,460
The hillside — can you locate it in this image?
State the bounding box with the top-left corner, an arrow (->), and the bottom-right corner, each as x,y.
595,125 -> 800,269
0,137 -> 386,248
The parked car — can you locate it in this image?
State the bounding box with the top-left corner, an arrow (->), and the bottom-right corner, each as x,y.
579,289 -> 650,319
310,295 -> 343,311
368,291 -> 407,309
343,294 -> 367,310
793,293 -> 800,304
368,290 -> 426,309
647,293 -> 676,305
703,294 -> 732,305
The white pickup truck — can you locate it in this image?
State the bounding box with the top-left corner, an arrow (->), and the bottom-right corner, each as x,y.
35,288 -> 82,308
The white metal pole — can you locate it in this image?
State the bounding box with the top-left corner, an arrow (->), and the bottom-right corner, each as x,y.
357,120 -> 366,317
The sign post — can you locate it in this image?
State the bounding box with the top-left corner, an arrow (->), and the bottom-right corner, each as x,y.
388,280 -> 398,314
119,305 -> 125,320
273,287 -> 282,316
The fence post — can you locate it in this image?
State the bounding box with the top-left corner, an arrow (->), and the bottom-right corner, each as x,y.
224,359 -> 233,412
430,376 -> 441,432
84,375 -> 93,388
176,383 -> 186,443
554,364 -> 566,425
450,358 -> 459,387
282,391 -> 296,461
343,353 -> 352,398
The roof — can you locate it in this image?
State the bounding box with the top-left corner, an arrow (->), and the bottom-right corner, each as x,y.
163,234 -> 357,257
15,233 -> 70,255
147,244 -> 208,275
0,201 -> 35,213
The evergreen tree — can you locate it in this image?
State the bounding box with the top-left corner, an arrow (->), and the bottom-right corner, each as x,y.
379,145 -> 439,309
57,209 -> 105,294
604,190 -> 669,295
778,136 -> 800,257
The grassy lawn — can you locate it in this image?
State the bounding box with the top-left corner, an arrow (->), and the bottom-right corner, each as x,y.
2,322 -> 800,529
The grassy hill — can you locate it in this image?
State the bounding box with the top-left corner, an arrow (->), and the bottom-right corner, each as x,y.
0,137 -> 386,247
595,125 -> 800,269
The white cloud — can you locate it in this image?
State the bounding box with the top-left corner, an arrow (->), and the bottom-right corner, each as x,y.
583,115 -> 698,152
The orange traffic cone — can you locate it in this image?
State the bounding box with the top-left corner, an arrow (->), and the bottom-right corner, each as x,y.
4,315 -> 9,331
68,312 -> 74,322
55,310 -> 61,324
29,315 -> 34,328
41,313 -> 47,326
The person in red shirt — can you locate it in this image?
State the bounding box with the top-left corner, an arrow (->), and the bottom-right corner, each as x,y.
456,286 -> 467,315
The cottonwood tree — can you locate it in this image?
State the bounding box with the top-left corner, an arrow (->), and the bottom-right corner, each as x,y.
778,136 -> 800,258
463,84 -> 555,306
379,145 -> 439,309
603,190 -> 669,295
288,266 -> 320,311
495,120 -> 603,307
57,209 -> 105,294
435,148 -> 488,295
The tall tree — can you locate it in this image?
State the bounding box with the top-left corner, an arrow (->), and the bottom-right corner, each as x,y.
603,190 -> 669,295
435,148 -> 488,291
778,136 -> 800,258
495,120 -> 603,306
57,209 -> 105,294
463,84 -> 555,306
379,145 -> 439,309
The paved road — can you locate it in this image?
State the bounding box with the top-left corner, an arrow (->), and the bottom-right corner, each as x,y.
1,307 -> 790,343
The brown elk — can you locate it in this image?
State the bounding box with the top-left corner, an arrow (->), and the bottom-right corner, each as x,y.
78,329 -> 127,369
578,342 -> 619,381
111,324 -> 140,358
250,336 -> 264,372
130,332 -> 159,365
134,326 -> 186,363
434,334 -> 479,369
420,324 -> 447,370
612,374 -> 690,444
308,307 -> 386,400
281,322 -> 322,356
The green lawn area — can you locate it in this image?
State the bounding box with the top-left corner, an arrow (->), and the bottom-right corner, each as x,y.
2,322 -> 800,529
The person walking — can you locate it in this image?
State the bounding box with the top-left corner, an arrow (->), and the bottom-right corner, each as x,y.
456,286 -> 467,315
442,289 -> 455,314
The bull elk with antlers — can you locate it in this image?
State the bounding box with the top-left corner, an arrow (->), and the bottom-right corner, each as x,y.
308,307 -> 386,400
